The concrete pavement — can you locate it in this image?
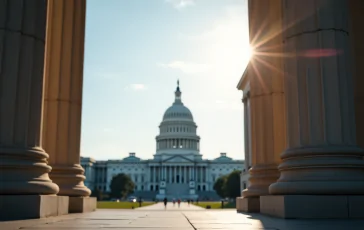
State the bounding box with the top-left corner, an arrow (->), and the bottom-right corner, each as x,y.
1,204 -> 364,230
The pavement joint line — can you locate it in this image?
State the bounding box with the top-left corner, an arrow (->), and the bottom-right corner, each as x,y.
182,212 -> 197,230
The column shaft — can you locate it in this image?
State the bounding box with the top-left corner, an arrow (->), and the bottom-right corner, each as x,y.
270,0 -> 364,195
174,166 -> 177,183
0,0 -> 59,195
43,0 -> 90,197
242,0 -> 285,198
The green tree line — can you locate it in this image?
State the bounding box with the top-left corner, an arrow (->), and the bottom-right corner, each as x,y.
213,170 -> 241,199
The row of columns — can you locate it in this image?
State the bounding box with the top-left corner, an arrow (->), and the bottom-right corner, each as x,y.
238,0 -> 364,218
0,0 -> 90,198
157,139 -> 199,150
149,166 -> 208,184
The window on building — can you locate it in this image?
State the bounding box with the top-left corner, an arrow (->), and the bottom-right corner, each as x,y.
197,185 -> 201,191
150,185 -> 154,191
203,185 -> 206,191
243,182 -> 247,190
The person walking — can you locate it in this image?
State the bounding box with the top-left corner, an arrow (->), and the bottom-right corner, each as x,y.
187,199 -> 190,206
177,199 -> 181,208
163,197 -> 167,209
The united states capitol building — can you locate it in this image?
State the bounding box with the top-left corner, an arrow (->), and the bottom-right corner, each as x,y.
81,82 -> 244,200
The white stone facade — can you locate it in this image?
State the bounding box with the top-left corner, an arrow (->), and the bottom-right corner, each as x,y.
81,82 -> 244,200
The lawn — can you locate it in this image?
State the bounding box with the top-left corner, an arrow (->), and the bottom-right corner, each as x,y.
97,201 -> 154,209
193,201 -> 236,209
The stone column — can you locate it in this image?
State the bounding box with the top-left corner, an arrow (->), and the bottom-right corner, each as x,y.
169,166 -> 171,182
42,0 -> 92,207
0,0 -> 65,220
184,166 -> 187,183
174,166 -> 177,183
236,0 -> 285,213
152,166 -> 155,183
260,0 -> 364,219
349,1 -> 364,149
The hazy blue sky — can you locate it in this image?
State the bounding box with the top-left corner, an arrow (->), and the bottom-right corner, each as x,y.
81,0 -> 250,160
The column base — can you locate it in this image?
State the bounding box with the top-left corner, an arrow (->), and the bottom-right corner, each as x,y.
50,164 -> 91,197
0,195 -> 69,221
236,197 -> 260,213
69,197 -> 97,213
260,195 -> 364,219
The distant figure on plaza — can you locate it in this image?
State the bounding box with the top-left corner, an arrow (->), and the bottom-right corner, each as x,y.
138,197 -> 142,207
163,197 -> 167,209
178,199 -> 181,208
187,199 -> 190,206
172,198 -> 176,206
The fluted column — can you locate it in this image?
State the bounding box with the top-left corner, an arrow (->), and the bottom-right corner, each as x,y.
269,0 -> 364,195
349,1 -> 364,149
176,166 -> 178,182
0,0 -> 59,195
153,166 -> 156,183
43,0 -> 90,197
169,166 -> 172,183
184,166 -> 187,183
241,0 -> 285,199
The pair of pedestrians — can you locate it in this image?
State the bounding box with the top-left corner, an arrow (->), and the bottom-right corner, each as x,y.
163,198 -> 181,209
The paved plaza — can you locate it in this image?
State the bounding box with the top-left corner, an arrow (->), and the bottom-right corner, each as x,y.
1,203 -> 364,230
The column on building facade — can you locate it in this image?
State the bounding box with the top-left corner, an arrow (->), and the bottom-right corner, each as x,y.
195,166 -> 198,183
169,166 -> 172,183
238,0 -> 285,204
193,166 -> 195,181
158,166 -> 161,181
0,0 -> 59,196
153,166 -> 156,183
204,166 -> 207,183
259,0 -> 364,218
175,166 -> 177,182
184,166 -> 187,183
43,0 -> 91,197
178,166 -> 181,183
206,166 -> 210,190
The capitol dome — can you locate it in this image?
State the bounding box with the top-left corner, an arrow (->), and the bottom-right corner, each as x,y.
156,80 -> 200,155
162,85 -> 194,121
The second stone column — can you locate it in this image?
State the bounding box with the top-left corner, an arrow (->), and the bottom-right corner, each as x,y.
236,0 -> 286,213
42,0 -> 95,213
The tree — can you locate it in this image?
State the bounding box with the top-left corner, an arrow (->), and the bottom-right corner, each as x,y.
91,188 -> 103,201
109,173 -> 135,199
224,170 -> 241,199
213,175 -> 227,198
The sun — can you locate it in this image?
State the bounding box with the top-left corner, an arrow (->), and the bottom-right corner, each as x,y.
246,45 -> 254,60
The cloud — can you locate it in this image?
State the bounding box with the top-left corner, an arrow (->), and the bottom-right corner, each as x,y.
124,84 -> 147,91
165,0 -> 195,9
157,61 -> 210,74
